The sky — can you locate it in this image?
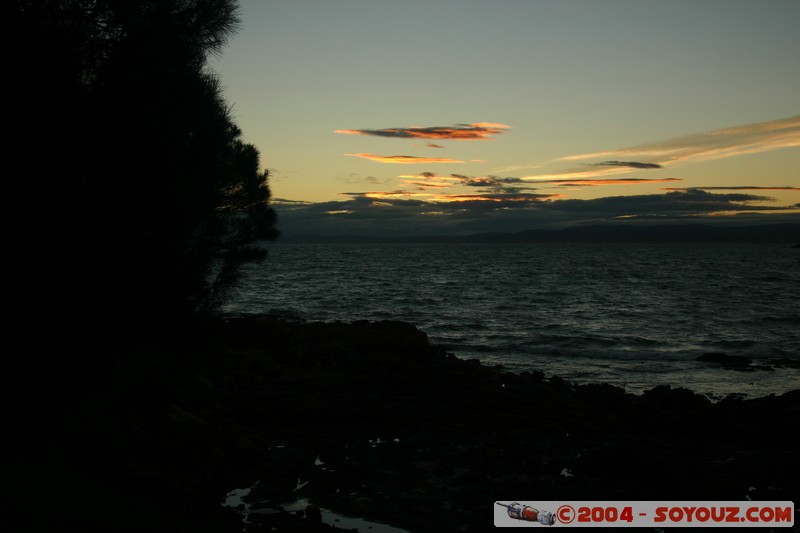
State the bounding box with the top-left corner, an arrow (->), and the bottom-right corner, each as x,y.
212,0 -> 800,237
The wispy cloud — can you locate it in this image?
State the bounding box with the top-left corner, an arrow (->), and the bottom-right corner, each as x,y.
398,173 -> 462,190
311,115 -> 800,236
491,163 -> 544,173
512,115 -> 800,183
345,153 -> 464,164
398,173 -> 533,193
460,176 -> 527,187
335,122 -> 510,141
343,190 -> 434,200
272,198 -> 312,205
663,186 -> 800,191
523,165 -> 647,181
404,181 -> 453,189
533,177 -> 682,187
561,115 -> 800,165
339,190 -> 559,205
335,173 -> 389,185
345,174 -> 688,207
432,192 -> 560,203
589,160 -> 663,169
399,172 -> 681,191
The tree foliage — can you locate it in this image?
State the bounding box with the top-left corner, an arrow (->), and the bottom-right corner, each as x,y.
6,0 -> 277,342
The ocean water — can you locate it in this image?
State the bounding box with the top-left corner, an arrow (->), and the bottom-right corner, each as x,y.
224,242 -> 800,399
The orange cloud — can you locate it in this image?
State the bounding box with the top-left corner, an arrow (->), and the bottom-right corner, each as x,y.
400,173 -> 679,189
404,182 -> 454,189
523,166 -> 636,181
340,189 -> 562,204
362,191 -> 433,199
336,122 -> 510,141
398,173 -> 462,189
398,173 -> 462,181
346,153 -> 464,164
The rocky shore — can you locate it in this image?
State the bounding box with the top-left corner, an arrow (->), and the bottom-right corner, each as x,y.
11,316 -> 799,531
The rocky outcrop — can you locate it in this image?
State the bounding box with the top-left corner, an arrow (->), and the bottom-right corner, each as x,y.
14,316 -> 799,531
205,317 -> 800,531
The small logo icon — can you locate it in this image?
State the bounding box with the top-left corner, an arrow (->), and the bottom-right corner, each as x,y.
496,502 -> 556,525
556,504 -> 575,524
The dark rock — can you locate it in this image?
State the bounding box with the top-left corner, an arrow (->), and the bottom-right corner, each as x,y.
696,352 -> 755,370
305,504 -> 322,523
642,384 -> 711,410
575,382 -> 628,404
28,315 -> 798,532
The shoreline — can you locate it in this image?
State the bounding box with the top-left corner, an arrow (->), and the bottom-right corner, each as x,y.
203,317 -> 800,530
15,315 -> 799,531
225,311 -> 800,401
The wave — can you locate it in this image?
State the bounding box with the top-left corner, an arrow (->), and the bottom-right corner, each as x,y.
225,242 -> 800,396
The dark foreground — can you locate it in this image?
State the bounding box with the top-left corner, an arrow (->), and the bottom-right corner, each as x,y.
9,317 -> 799,531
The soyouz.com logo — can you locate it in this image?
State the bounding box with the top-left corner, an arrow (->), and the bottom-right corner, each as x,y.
494,501 -> 795,527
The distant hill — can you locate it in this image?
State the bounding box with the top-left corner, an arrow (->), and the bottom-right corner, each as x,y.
281,223 -> 800,244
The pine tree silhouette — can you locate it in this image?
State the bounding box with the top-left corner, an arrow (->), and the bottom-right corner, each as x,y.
6,1 -> 278,352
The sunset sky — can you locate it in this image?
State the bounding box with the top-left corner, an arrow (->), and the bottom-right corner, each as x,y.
213,0 -> 800,236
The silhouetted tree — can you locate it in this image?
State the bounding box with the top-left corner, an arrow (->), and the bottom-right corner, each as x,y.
5,0 -> 277,350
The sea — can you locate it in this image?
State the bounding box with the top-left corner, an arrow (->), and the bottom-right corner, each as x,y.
223,242 -> 800,400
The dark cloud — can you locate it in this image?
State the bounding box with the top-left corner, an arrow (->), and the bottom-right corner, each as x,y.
335,122 -> 510,141
426,143 -> 445,149
272,198 -> 312,205
536,177 -> 681,187
663,186 -> 800,191
589,160 -> 663,169
546,189 -> 778,214
274,189 -> 799,238
339,194 -> 428,208
462,176 -> 526,187
401,172 -> 535,193
404,182 -> 452,189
